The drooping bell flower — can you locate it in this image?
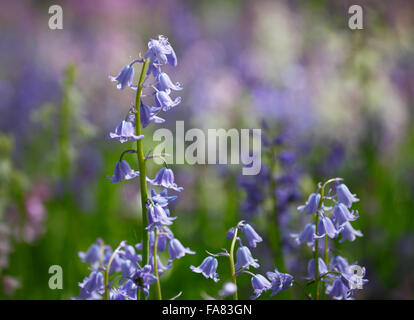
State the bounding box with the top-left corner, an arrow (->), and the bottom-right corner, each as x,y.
190,256 -> 219,282
107,160 -> 140,183
109,119 -> 144,143
155,90 -> 181,111
325,278 -> 352,300
136,265 -> 158,297
146,202 -> 177,230
266,268 -> 294,297
140,103 -> 165,128
332,203 -> 358,227
315,213 -> 339,239
168,238 -> 195,261
250,274 -> 271,299
156,72 -> 182,92
234,246 -> 259,270
109,64 -> 135,90
148,167 -> 183,192
240,223 -> 263,248
336,184 -> 359,208
297,193 -> 321,215
145,35 -> 177,76
290,223 -> 315,247
339,221 -> 363,243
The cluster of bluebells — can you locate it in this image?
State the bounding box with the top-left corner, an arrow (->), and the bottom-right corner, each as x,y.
190,221 -> 293,299
292,179 -> 368,299
76,35 -> 194,299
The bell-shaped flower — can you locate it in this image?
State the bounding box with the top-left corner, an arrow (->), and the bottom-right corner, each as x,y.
77,271 -> 104,300
148,167 -> 183,192
306,257 -> 328,280
168,238 -> 195,261
146,203 -> 177,230
109,64 -> 135,90
78,240 -> 102,269
315,213 -> 339,239
329,255 -> 351,275
326,278 -> 352,300
111,279 -> 137,300
240,223 -> 263,248
156,72 -> 182,92
332,203 -> 358,227
136,264 -> 158,297
107,160 -> 140,183
297,193 -> 321,215
336,184 -> 359,208
226,227 -> 236,240
234,246 -> 259,270
190,256 -> 219,282
145,35 -> 177,67
339,221 -> 363,243
250,274 -> 271,299
140,103 -> 165,128
155,90 -> 182,112
109,119 -> 144,143
150,189 -> 177,207
266,268 -> 294,297
290,223 -> 315,247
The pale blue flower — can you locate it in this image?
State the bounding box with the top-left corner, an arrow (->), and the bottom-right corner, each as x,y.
190,256 -> 219,282
234,246 -> 259,270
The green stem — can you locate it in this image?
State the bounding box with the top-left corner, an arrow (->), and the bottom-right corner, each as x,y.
104,243 -> 124,300
135,59 -> 150,267
153,228 -> 162,300
229,228 -> 239,300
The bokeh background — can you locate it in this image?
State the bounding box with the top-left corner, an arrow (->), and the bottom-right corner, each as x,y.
0,0 -> 413,299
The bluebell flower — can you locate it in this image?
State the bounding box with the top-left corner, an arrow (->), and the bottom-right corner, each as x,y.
266,268 -> 294,296
240,223 -> 263,248
155,90 -> 182,111
250,274 -> 271,299
148,167 -> 183,192
151,227 -> 174,252
146,202 -> 177,230
339,221 -> 363,243
336,184 -> 359,208
150,189 -> 178,206
111,279 -> 137,300
77,271 -> 104,300
340,266 -> 368,291
145,35 -> 177,71
290,223 -> 315,247
136,264 -> 158,297
329,255 -> 351,274
332,203 -> 358,226
315,213 -> 338,239
234,246 -> 259,270
306,258 -> 328,280
157,72 -> 182,92
297,193 -> 321,215
109,64 -> 135,90
140,103 -> 165,128
107,160 -> 140,183
78,240 -> 102,269
109,119 -> 144,143
190,256 -> 219,282
119,245 -> 142,265
325,278 -> 352,300
168,238 -> 195,261
226,227 -> 236,240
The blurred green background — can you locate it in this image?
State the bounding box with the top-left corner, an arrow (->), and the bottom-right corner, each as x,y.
0,0 -> 413,299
